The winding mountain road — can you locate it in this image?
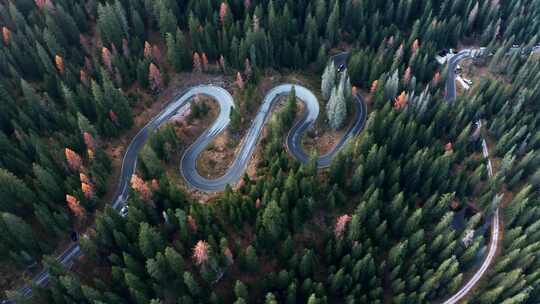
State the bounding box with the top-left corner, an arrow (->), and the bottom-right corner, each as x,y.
441,48 -> 501,304
181,83 -> 366,191
4,53 -> 366,302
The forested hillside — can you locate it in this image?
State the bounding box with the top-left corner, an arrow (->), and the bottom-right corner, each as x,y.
1,0 -> 539,303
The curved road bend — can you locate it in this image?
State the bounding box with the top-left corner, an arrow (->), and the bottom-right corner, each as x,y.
182,84 -> 367,191
5,85 -> 232,302
182,85 -> 317,191
6,55 -> 367,302
286,90 -> 366,166
441,48 -> 501,304
287,52 -> 367,167
182,52 -> 366,191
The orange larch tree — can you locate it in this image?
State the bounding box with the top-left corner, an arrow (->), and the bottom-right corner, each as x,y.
192,240 -> 210,265
201,53 -> 209,71
83,132 -> 95,150
79,173 -> 90,184
65,148 -> 83,171
131,174 -> 152,201
66,194 -> 85,218
394,91 -> 408,110
219,2 -> 229,26
2,27 -> 10,44
35,0 -> 53,10
81,182 -> 94,199
334,214 -> 352,238
148,63 -> 162,92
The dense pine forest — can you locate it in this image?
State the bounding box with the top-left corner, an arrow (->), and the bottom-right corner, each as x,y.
1,0 -> 540,303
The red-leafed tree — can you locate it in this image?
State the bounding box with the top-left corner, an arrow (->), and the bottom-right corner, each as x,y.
219,2 -> 229,25
81,182 -> 94,199
334,214 -> 352,237
201,53 -> 209,71
394,91 -> 408,110
80,173 -> 90,184
65,148 -> 83,171
2,27 -> 10,44
66,194 -> 85,218
192,240 -> 210,265
35,0 -> 53,10
148,63 -> 162,92
83,132 -> 95,150
55,55 -> 64,74
131,174 -> 152,201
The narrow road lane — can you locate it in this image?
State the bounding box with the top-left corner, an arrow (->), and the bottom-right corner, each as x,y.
5,54 -> 367,302
441,48 -> 502,304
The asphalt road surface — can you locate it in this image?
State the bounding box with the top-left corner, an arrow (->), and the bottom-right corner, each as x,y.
441,48 -> 501,304
4,53 -> 366,302
182,53 -> 366,191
